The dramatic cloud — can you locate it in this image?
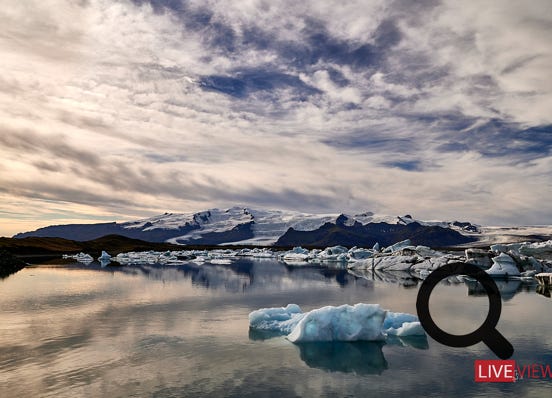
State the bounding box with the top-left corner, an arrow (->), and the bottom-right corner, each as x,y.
0,0 -> 551,236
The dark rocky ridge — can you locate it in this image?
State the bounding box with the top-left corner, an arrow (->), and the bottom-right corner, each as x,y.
275,221 -> 476,247
13,222 -> 198,242
175,222 -> 254,245
0,250 -> 27,278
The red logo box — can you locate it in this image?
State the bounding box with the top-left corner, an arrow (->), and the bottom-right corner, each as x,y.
475,360 -> 516,382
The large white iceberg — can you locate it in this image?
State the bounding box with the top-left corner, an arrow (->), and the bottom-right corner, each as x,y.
486,252 -> 521,277
249,303 -> 425,343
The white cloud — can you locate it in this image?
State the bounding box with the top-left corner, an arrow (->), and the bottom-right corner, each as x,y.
0,0 -> 551,236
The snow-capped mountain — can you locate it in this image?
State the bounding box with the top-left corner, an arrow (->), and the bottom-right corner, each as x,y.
14,206 -> 480,247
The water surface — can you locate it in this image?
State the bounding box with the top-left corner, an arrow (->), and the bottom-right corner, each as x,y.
0,260 -> 550,397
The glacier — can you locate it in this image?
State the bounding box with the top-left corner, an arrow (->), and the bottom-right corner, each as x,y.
249,303 -> 425,343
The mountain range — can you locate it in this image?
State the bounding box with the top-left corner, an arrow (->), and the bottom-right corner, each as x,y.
13,206 -> 481,248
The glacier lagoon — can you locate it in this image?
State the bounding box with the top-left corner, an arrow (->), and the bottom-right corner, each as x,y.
0,259 -> 551,397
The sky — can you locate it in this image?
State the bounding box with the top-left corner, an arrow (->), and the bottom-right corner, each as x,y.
1,0 -> 551,237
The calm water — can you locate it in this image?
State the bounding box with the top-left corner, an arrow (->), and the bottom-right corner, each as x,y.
0,259 -> 551,397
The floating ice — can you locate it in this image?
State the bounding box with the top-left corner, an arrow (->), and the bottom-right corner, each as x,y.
373,255 -> 418,271
249,303 -> 425,343
490,243 -> 524,254
387,321 -> 425,336
414,245 -> 442,258
209,258 -> 233,265
99,237 -> 548,279
248,304 -> 304,334
287,304 -> 386,343
98,251 -> 111,262
66,252 -> 93,264
382,311 -> 417,329
383,239 -> 412,254
486,252 -> 521,277
318,246 -> 348,262
383,312 -> 425,336
282,247 -> 310,262
519,240 -> 552,256
347,247 -> 375,262
464,248 -> 491,268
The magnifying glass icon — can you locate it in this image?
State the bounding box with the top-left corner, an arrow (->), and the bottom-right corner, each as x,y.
416,262 -> 514,359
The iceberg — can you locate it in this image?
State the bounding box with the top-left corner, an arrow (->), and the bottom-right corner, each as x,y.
465,248 -> 491,268
519,240 -> 552,256
411,254 -> 464,272
209,258 -> 233,265
98,250 -> 111,262
485,252 -> 521,277
347,247 -> 375,262
414,245 -> 443,258
282,247 -> 310,262
75,252 -> 93,264
373,255 -> 419,271
317,246 -> 348,262
490,243 -> 525,255
249,303 -> 425,343
382,239 -> 412,254
287,304 -> 386,343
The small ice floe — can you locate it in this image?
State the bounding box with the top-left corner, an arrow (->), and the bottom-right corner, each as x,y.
191,256 -> 207,264
382,312 -> 426,336
209,258 -> 233,265
251,248 -> 274,258
75,252 -> 93,264
249,303 -> 425,343
282,247 -> 310,262
63,252 -> 93,263
97,251 -> 111,262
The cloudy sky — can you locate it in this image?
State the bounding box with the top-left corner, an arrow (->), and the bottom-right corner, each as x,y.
1,0 -> 551,236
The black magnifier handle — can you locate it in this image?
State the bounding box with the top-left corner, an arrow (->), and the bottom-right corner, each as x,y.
484,329 -> 514,360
